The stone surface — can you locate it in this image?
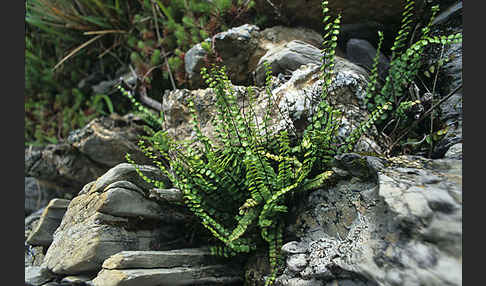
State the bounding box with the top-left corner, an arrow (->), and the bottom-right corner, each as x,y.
444,143 -> 462,160
253,0 -> 425,33
274,154 -> 462,286
66,115 -> 151,167
25,266 -> 56,286
84,163 -> 168,197
426,2 -> 463,158
185,25 -> 325,89
25,177 -> 60,216
148,188 -> 184,204
42,170 -> 189,275
26,199 -> 70,247
25,208 -> 47,268
25,115 -> 152,194
254,40 -> 322,85
25,143 -> 107,195
102,248 -> 216,269
92,265 -> 243,286
167,59 -> 384,154
346,38 -> 390,81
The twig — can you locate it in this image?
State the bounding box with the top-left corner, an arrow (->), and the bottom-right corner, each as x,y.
83,29 -> 127,35
53,34 -> 103,70
428,45 -> 445,157
139,85 -> 163,111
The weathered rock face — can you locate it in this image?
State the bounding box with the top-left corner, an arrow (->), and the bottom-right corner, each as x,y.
425,1 -> 463,158
42,163 -> 191,275
273,154 -> 462,286
66,114 -> 151,167
26,199 -> 70,247
92,249 -> 243,286
167,59 -> 385,154
25,177 -> 60,216
185,25 -> 325,88
25,266 -> 56,286
25,208 -> 46,268
345,38 -> 390,81
25,115 -> 152,194
253,0 -> 425,33
254,40 -> 322,85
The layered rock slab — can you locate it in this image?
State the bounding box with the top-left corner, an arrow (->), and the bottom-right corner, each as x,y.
275,154 -> 462,286
42,163 -> 189,275
93,249 -> 243,286
26,198 -> 70,247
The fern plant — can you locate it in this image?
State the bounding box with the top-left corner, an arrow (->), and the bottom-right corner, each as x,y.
364,1 -> 462,125
121,1 -> 390,284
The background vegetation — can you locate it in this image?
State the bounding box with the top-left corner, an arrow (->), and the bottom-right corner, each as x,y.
25,0 -> 259,145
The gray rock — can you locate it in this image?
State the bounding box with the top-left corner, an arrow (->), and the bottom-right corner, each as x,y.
61,275 -> 94,284
92,265 -> 243,286
276,154 -> 462,286
26,199 -> 70,247
185,25 -> 325,89
281,241 -> 308,255
86,163 -> 167,196
426,5 -> 462,158
42,182 -> 186,275
25,177 -> 59,216
165,58 -> 384,154
286,254 -> 308,273
444,143 -> 462,160
25,116 -> 154,194
25,143 -> 107,195
25,208 -> 46,268
148,188 -> 184,203
254,40 -> 322,85
66,115 -> 151,167
102,248 -> 216,269
346,38 -> 390,81
25,266 -> 55,286
253,0 -> 417,32
185,41 -> 211,88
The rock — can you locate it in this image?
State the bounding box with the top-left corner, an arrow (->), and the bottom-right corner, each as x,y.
25,208 -> 47,267
345,38 -> 390,81
102,248 -> 216,269
425,2 -> 462,158
25,116 -> 152,194
166,59 -> 385,154
25,143 -> 107,195
185,25 -> 325,89
444,143 -> 462,160
25,177 -> 60,216
92,265 -> 243,286
84,163 -> 168,197
185,40 -> 211,88
25,266 -> 56,286
148,188 -> 184,204
61,275 -> 94,284
186,24 -> 260,88
254,40 -> 322,85
212,24 -> 261,85
26,199 -> 70,247
66,115 -> 151,167
253,0 -> 425,33
42,171 -> 189,275
274,154 -> 462,286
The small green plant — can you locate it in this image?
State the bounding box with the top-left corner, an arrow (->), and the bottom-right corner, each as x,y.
363,0 -> 462,155
121,2 -> 390,284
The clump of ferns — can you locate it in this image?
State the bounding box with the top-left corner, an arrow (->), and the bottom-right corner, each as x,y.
363,0 -> 462,154
121,2 -> 390,284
